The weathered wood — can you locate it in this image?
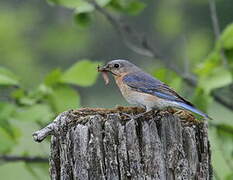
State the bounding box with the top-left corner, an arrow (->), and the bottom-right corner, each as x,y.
33,107 -> 212,180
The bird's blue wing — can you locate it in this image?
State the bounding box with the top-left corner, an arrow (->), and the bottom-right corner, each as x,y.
123,72 -> 212,119
123,72 -> 193,105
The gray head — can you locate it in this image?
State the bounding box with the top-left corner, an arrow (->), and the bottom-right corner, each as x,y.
98,59 -> 140,76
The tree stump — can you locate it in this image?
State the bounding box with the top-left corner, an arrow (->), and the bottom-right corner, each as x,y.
33,106 -> 212,180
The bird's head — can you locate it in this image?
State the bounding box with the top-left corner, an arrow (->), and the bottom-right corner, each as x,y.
98,59 -> 140,76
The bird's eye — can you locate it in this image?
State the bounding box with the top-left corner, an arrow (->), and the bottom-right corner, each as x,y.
114,64 -> 120,68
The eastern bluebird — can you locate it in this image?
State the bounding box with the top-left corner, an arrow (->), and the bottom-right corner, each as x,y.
98,59 -> 212,119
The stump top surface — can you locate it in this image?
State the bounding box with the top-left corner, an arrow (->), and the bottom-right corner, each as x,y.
33,106 -> 203,143
71,106 -> 201,125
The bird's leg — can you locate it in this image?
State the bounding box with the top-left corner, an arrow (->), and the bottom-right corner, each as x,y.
120,112 -> 135,120
133,107 -> 157,119
120,107 -> 160,120
120,110 -> 151,120
134,111 -> 151,119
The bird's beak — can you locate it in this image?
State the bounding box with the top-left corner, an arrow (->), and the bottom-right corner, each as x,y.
97,64 -> 119,76
97,64 -> 110,72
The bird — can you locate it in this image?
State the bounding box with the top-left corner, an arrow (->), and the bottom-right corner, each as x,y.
98,59 -> 212,120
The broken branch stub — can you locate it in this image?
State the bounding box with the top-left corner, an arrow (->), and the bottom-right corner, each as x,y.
33,107 -> 212,180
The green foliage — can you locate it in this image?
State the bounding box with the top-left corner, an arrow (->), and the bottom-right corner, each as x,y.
220,24 -> 233,50
1,0 -> 233,179
0,102 -> 15,121
0,103 -> 20,151
226,173 -> 233,180
15,104 -> 53,123
197,66 -> 232,94
215,123 -> 233,139
74,13 -> 91,27
44,69 -> 62,86
0,102 -> 17,134
184,32 -> 211,63
47,0 -> 111,27
155,0 -> 183,37
0,7 -> 43,87
153,68 -> 183,92
110,0 -> 146,15
0,60 -> 100,154
48,0 -> 145,27
194,24 -> 233,96
122,1 -> 145,15
191,88 -> 212,112
48,0 -> 111,12
61,60 -> 101,87
48,85 -> 80,113
0,127 -> 15,153
0,103 -> 19,154
220,23 -> 233,78
0,67 -> 19,86
38,25 -> 90,55
194,52 -> 220,76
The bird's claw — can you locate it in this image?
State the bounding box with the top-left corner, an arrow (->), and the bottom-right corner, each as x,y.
121,110 -> 155,121
120,112 -> 135,120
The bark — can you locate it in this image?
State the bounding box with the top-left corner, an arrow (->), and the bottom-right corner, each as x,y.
33,106 -> 212,180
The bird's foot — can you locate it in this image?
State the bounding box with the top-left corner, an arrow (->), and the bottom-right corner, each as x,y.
134,111 -> 151,119
120,109 -> 160,121
120,112 -> 135,120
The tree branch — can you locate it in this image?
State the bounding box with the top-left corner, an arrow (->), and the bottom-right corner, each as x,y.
211,90 -> 233,110
90,0 -> 233,111
0,155 -> 48,163
91,1 -> 155,58
208,0 -> 228,66
208,0 -> 221,40
90,0 -> 188,78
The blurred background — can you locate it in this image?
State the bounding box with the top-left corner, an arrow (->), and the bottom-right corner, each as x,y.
0,0 -> 232,179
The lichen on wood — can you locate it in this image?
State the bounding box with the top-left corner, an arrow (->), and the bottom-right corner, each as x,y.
33,106 -> 212,180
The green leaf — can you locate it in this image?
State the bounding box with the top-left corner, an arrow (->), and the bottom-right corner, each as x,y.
0,102 -> 15,121
0,102 -> 17,137
198,67 -> 232,94
225,173 -> 233,180
60,60 -> 101,87
215,123 -> 233,139
194,52 -> 221,76
153,68 -> 183,91
220,23 -> 233,49
11,89 -> 25,100
11,89 -> 37,105
48,0 -> 111,13
74,13 -> 91,27
15,104 -> 54,123
0,67 -> 19,86
0,127 -> 15,153
110,0 -> 146,15
12,85 -> 51,106
48,85 -> 80,113
44,68 -> 62,86
124,1 -> 146,15
191,88 -> 212,112
47,0 -> 91,9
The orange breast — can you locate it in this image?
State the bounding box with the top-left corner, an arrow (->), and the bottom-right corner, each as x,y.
114,73 -> 164,108
115,73 -> 127,89
114,74 -> 134,100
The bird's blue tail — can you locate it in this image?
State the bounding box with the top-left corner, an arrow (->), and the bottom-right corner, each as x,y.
175,102 -> 212,120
